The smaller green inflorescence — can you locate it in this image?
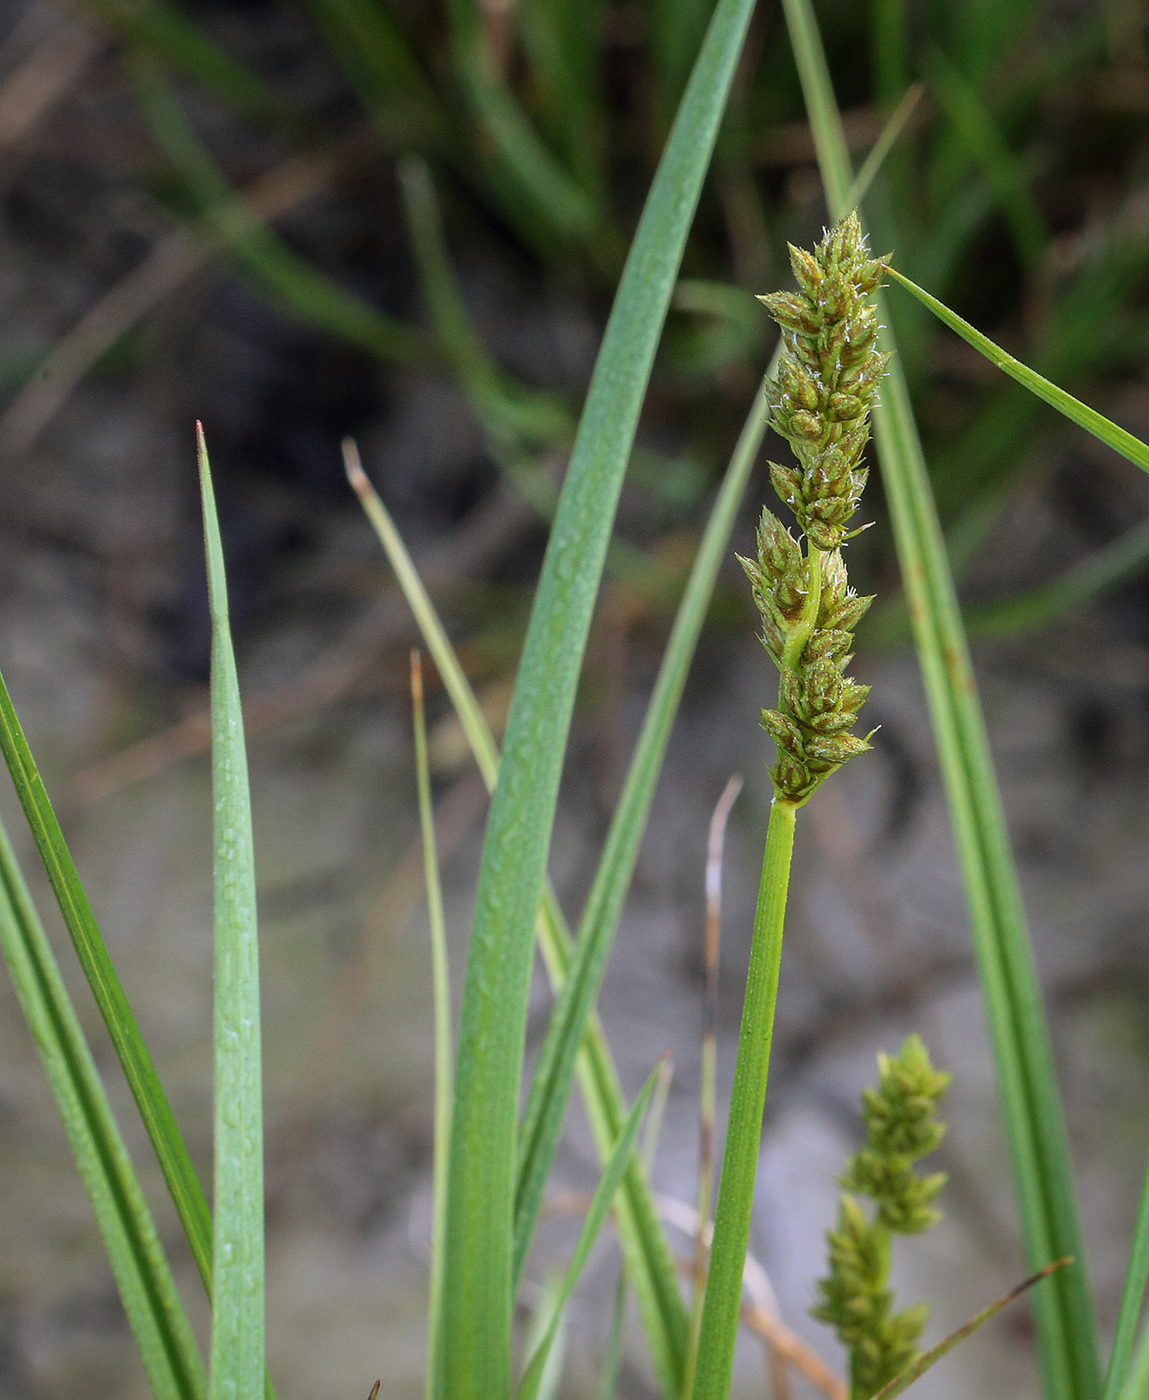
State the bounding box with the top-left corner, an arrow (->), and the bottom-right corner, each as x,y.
740,212 -> 888,804
812,1034 -> 952,1400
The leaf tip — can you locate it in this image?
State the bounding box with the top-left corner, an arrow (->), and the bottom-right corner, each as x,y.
342,436 -> 369,496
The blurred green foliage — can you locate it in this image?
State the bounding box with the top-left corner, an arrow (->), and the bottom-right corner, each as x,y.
43,0 -> 1149,637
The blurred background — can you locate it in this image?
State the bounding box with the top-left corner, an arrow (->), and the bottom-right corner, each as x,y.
2,0 -> 1149,1395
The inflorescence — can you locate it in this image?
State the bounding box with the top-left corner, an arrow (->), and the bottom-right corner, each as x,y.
740,212 -> 888,804
811,1035 -> 952,1400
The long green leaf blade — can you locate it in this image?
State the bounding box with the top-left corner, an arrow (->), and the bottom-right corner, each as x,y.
132,61 -> 438,373
445,0 -> 598,245
882,263 -> 1149,477
964,514 -> 1149,641
439,0 -> 758,1391
873,1259 -> 1072,1400
925,48 -> 1047,268
1104,1169 -> 1149,1400
517,0 -> 608,196
0,818 -> 206,1400
302,0 -> 444,149
345,448 -> 689,1398
844,81 -> 924,211
75,0 -> 293,127
397,157 -> 575,451
0,683 -> 213,1297
512,384 -> 772,1289
1121,1320 -> 1149,1400
199,426 -> 265,1400
517,1066 -> 660,1400
873,361 -> 1099,1400
780,6 -> 1102,1400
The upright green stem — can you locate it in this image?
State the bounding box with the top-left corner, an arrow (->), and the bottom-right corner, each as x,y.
411,653 -> 452,1400
690,797 -> 798,1400
684,777 -> 743,1399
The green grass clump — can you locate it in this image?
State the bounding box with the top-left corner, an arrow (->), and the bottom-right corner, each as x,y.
690,208 -> 887,1400
5,7 -> 1149,1400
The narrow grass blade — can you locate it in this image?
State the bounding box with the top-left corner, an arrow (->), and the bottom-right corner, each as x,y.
599,1267 -> 629,1400
0,817 -> 206,1400
516,0 -> 608,196
199,426 -> 265,1400
536,908 -> 687,1400
302,0 -> 444,149
345,446 -> 689,1397
844,82 -> 924,212
132,61 -> 437,373
345,449 -> 500,789
511,384 -> 771,1297
445,0 -> 598,246
925,47 -> 1047,267
397,157 -> 574,451
518,1066 -> 661,1400
522,1273 -> 568,1400
964,514 -> 1149,641
871,0 -> 910,111
411,652 -> 453,1400
438,0 -> 759,1388
0,692 -> 213,1295
642,1054 -> 675,1172
871,347 -> 1100,1400
883,263 -> 1149,478
925,217 -> 1149,519
653,0 -> 712,129
780,5 -> 1102,1400
872,1259 -> 1072,1400
1122,1320 -> 1149,1400
75,0 -> 294,127
1103,1168 -> 1149,1400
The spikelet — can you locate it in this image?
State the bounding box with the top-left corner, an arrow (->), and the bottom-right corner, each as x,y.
812,1036 -> 951,1400
742,212 -> 887,803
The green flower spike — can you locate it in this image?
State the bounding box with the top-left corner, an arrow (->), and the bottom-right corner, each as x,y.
739,212 -> 886,804
812,1035 -> 952,1400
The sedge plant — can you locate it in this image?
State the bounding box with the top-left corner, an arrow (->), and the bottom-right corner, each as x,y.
690,210 -> 887,1400
7,5 -> 1149,1400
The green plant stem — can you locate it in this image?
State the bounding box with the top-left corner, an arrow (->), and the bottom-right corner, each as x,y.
690,797 -> 798,1400
683,775 -> 742,1400
779,7 -> 1101,1400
